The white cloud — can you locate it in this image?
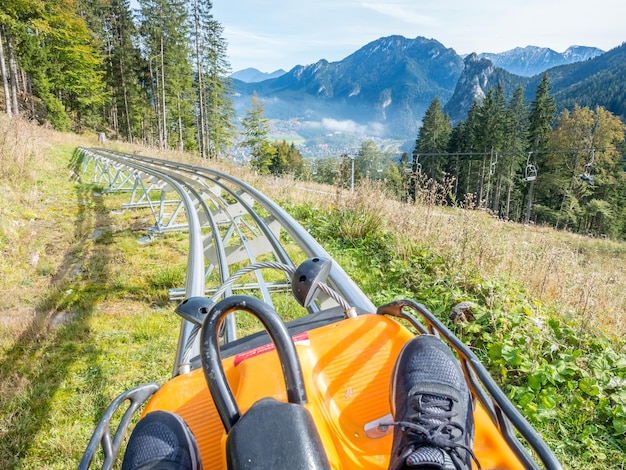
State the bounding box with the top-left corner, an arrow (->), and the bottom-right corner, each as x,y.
322,118 -> 366,134
303,118 -> 386,137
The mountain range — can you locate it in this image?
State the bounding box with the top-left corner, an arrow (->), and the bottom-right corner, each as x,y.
230,36 -> 625,155
477,45 -> 603,76
231,68 -> 287,83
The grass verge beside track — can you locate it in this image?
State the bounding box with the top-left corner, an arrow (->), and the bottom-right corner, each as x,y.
0,124 -> 625,468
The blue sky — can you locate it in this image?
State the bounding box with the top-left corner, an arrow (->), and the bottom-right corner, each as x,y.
212,0 -> 625,73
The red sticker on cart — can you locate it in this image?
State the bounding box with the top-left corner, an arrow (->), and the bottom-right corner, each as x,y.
233,331 -> 310,366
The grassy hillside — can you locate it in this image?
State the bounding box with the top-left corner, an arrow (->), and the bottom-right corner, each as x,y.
1,116 -> 625,468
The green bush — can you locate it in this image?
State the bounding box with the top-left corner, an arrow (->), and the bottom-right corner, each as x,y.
284,198 -> 626,469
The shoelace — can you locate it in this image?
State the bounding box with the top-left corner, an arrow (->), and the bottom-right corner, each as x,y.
387,394 -> 481,469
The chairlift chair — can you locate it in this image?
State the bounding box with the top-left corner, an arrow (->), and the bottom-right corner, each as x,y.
523,164 -> 537,182
579,150 -> 595,184
579,162 -> 594,184
404,163 -> 422,175
489,153 -> 498,177
523,152 -> 537,182
408,152 -> 422,175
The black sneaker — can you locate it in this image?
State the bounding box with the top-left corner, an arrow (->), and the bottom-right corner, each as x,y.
388,335 -> 477,470
121,410 -> 202,470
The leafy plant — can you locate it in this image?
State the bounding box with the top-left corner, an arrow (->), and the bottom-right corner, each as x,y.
282,196 -> 626,469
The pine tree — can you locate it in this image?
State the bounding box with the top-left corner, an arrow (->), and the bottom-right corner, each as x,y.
528,73 -> 556,150
102,0 -> 149,142
446,123 -> 465,200
448,103 -> 480,202
476,84 -> 507,210
502,86 -> 529,219
203,17 -> 234,158
139,0 -> 194,150
525,72 -> 556,222
283,142 -> 304,175
241,95 -> 274,173
269,141 -> 304,175
189,0 -> 234,159
356,140 -> 384,182
414,97 -> 452,181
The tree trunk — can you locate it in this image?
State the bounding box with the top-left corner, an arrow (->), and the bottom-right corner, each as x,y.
20,68 -> 27,100
149,58 -> 164,148
485,154 -> 493,210
454,154 -> 459,200
119,56 -> 133,142
111,95 -> 119,136
525,180 -> 535,224
493,174 -> 502,215
5,32 -> 19,116
193,0 -> 207,158
27,74 -> 35,117
0,27 -> 12,117
505,161 -> 513,220
177,94 -> 183,152
160,36 -> 167,147
478,154 -> 486,207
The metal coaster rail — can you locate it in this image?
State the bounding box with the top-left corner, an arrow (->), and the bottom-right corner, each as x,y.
77,147 -> 374,376
76,147 -> 562,470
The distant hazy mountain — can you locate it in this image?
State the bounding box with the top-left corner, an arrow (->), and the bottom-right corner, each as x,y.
231,36 -> 624,152
231,68 -> 286,83
539,43 -> 626,120
233,36 -> 463,139
443,53 -> 523,121
445,43 -> 626,122
478,45 -> 604,77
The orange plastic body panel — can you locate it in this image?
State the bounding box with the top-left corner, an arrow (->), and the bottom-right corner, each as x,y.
143,314 -> 524,469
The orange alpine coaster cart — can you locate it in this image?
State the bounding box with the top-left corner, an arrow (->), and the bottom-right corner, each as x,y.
80,256 -> 561,470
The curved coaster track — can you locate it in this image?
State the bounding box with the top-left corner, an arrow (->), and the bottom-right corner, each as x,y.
76,148 -> 561,470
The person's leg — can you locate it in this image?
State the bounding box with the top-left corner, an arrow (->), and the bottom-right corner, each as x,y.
388,335 -> 477,470
122,410 -> 202,470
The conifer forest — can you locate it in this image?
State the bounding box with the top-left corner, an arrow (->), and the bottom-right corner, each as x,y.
1,0 -> 625,238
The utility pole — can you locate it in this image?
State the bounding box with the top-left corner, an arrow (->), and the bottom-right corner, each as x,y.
350,154 -> 355,192
524,179 -> 534,224
409,149 -> 421,202
523,152 -> 537,224
342,153 -> 356,192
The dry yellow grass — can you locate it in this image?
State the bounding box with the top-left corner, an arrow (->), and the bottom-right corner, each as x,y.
257,177 -> 626,338
0,118 -> 98,334
2,116 -> 625,342
1,118 -> 625,469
